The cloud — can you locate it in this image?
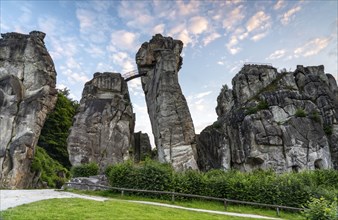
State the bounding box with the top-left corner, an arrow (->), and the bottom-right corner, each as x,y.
251,32 -> 268,41
177,0 -> 200,16
168,24 -> 192,46
203,32 -> 221,46
152,24 -> 165,34
109,30 -> 139,52
266,49 -> 286,60
76,8 -> 94,31
189,16 -> 209,35
19,4 -> 32,24
246,11 -> 271,33
110,51 -> 135,73
85,44 -> 105,58
196,91 -> 213,99
226,35 -> 241,55
294,37 -> 330,57
223,5 -> 245,31
274,0 -> 285,10
281,6 -> 301,25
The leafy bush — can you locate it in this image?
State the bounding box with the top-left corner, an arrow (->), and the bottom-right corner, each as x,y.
31,146 -> 70,188
303,197 -> 338,220
106,160 -> 338,208
71,162 -> 99,177
295,109 -> 307,117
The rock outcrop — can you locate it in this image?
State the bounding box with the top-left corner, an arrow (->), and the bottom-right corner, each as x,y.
0,31 -> 57,188
133,131 -> 152,162
136,34 -> 198,171
67,72 -> 134,172
198,65 -> 338,172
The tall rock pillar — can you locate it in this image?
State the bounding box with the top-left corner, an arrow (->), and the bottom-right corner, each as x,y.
136,34 -> 198,171
67,72 -> 134,171
0,31 -> 57,188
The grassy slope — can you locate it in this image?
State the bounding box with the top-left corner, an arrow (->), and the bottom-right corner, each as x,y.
1,198 -> 263,220
67,190 -> 304,220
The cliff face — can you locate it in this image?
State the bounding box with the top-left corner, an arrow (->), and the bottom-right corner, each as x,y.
198,65 -> 338,172
67,72 -> 134,171
0,31 -> 57,188
136,34 -> 198,171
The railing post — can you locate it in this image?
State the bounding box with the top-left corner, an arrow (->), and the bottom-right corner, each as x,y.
121,190 -> 124,197
223,199 -> 227,210
276,207 -> 280,216
171,192 -> 175,203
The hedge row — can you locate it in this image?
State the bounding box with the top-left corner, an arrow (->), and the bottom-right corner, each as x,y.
105,160 -> 338,208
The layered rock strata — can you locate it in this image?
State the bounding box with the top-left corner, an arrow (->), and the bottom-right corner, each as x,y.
136,34 -> 198,171
0,31 -> 57,188
198,65 -> 338,172
67,72 -> 134,171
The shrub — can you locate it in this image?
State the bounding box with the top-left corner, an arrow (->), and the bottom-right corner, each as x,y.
324,125 -> 333,136
31,146 -> 70,188
105,160 -> 338,208
71,162 -> 99,177
309,111 -> 320,123
295,109 -> 307,117
303,197 -> 338,220
245,100 -> 269,115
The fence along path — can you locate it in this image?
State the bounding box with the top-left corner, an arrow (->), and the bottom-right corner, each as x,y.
63,181 -> 304,216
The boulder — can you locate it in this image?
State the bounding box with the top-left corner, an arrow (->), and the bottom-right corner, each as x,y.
0,31 -> 57,188
136,34 -> 198,171
67,72 -> 134,172
198,65 -> 338,172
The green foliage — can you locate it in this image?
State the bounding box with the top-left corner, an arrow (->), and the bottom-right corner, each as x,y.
31,146 -> 70,188
245,100 -> 269,115
324,125 -> 333,136
38,91 -> 79,169
310,111 -> 321,123
106,160 -> 338,208
71,162 -> 99,177
303,197 -> 338,220
295,109 -> 307,117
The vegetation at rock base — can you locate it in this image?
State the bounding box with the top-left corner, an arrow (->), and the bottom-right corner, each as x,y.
303,197 -> 338,220
71,162 -> 99,177
324,125 -> 333,136
106,160 -> 338,208
37,89 -> 79,169
31,146 -> 70,188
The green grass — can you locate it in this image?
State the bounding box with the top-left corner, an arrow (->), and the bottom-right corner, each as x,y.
66,190 -> 304,220
1,198 -> 264,220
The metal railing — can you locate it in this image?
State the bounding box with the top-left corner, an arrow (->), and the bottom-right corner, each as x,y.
63,182 -> 305,216
122,70 -> 146,82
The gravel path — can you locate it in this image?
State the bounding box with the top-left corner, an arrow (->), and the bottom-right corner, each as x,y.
0,190 -> 281,219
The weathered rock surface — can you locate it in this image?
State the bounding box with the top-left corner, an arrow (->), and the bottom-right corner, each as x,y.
0,31 -> 57,188
198,65 -> 338,172
136,34 -> 198,171
133,131 -> 152,162
67,72 -> 134,171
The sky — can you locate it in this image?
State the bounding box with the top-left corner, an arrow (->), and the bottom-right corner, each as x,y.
1,0 -> 337,148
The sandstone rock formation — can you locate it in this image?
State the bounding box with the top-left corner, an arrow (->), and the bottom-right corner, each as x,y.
133,131 -> 152,162
198,65 -> 338,172
67,72 -> 134,171
0,31 -> 57,188
136,34 -> 198,171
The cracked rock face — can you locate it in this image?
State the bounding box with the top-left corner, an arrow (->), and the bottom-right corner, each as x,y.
67,72 -> 134,171
0,31 -> 57,188
136,34 -> 198,171
198,65 -> 338,172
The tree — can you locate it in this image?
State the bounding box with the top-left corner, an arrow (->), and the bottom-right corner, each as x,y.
38,90 -> 79,169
